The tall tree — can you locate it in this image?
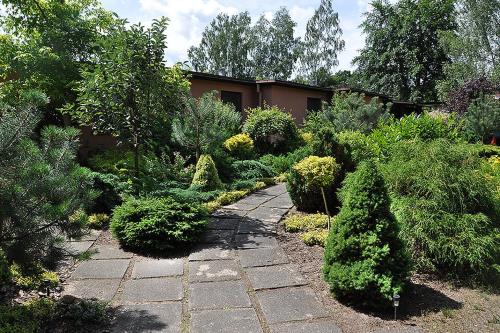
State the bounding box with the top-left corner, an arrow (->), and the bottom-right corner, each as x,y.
354,0 -> 456,102
299,0 -> 345,86
251,7 -> 301,80
70,18 -> 190,178
188,12 -> 254,78
437,0 -> 500,98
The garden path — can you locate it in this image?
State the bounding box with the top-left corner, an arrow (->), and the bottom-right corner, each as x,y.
63,184 -> 342,333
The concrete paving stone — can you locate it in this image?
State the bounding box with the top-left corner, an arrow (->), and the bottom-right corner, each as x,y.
71,259 -> 130,279
191,308 -> 263,333
256,286 -> 329,324
270,320 -> 343,333
222,202 -> 258,211
112,303 -> 182,333
254,184 -> 287,197
69,229 -> 101,242
262,193 -> 294,209
91,245 -> 133,260
246,264 -> 306,290
189,260 -> 240,282
201,229 -> 234,245
212,208 -> 247,219
238,247 -> 289,268
132,258 -> 183,278
235,234 -> 279,249
235,194 -> 274,207
121,277 -> 182,303
188,244 -> 234,261
189,280 -> 251,309
63,279 -> 120,301
63,241 -> 94,255
207,217 -> 240,230
237,219 -> 276,234
245,207 -> 289,223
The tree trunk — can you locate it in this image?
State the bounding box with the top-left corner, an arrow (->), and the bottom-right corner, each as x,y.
133,136 -> 140,180
320,187 -> 331,230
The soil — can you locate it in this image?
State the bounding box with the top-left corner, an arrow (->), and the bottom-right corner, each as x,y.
276,218 -> 500,333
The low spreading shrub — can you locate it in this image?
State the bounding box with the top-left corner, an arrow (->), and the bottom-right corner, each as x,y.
9,263 -> 59,290
283,213 -> 329,232
324,160 -> 411,308
111,197 -> 207,251
191,155 -> 223,191
381,140 -> 499,282
231,160 -> 275,180
259,145 -> 314,174
87,214 -> 110,229
224,133 -> 254,159
301,230 -> 329,246
243,105 -> 300,154
287,156 -> 341,213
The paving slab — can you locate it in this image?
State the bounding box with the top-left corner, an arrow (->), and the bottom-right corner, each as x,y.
237,219 -> 276,234
112,303 -> 182,333
188,244 -> 234,261
256,286 -> 329,324
64,241 -> 94,255
121,277 -> 183,303
372,328 -> 423,333
189,280 -> 251,309
262,193 -> 294,209
246,264 -> 306,290
91,245 -> 133,260
245,207 -> 289,223
238,248 -> 289,268
132,258 -> 183,278
254,184 -> 287,197
191,308 -> 263,333
235,194 -> 274,207
63,279 -> 120,301
207,217 -> 240,230
189,260 -> 240,282
236,234 -> 279,249
201,229 -> 234,245
270,320 -> 342,333
69,229 -> 101,242
222,202 -> 258,211
212,208 -> 248,219
71,259 -> 130,279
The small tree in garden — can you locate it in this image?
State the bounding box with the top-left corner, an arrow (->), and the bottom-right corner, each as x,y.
172,91 -> 241,161
464,94 -> 500,143
70,18 -> 190,178
191,155 -> 223,191
0,91 -> 95,270
324,160 -> 410,309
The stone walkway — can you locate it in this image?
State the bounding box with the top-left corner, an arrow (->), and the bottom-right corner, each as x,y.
63,184 -> 342,333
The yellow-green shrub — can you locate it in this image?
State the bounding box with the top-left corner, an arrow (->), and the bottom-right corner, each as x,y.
9,263 -> 59,290
300,131 -> 314,144
284,213 -> 329,232
191,154 -> 223,191
87,214 -> 110,229
301,230 -> 329,246
224,133 -> 254,159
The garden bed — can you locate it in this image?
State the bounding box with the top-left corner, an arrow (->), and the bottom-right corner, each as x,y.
276,215 -> 500,333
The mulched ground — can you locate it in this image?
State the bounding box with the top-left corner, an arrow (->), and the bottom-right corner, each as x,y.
276,219 -> 500,333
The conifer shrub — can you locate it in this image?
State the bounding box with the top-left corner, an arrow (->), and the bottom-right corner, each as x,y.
191,154 -> 223,191
243,105 -> 300,154
259,145 -> 314,174
224,133 -> 254,159
323,160 -> 411,309
287,156 -> 341,213
111,197 -> 207,251
231,160 -> 276,180
336,131 -> 380,166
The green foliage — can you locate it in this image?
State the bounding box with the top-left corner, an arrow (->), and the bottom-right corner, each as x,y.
321,93 -> 390,133
354,0 -> 457,102
0,96 -> 95,269
231,160 -> 276,181
370,113 -> 464,156
111,197 -> 208,251
243,105 -> 300,154
324,160 -> 411,308
9,263 -> 59,290
463,94 -> 500,143
90,172 -> 127,214
0,299 -> 55,333
310,126 -> 353,171
224,133 -> 254,159
336,131 -> 380,166
287,156 -> 341,213
87,214 -> 110,230
284,213 -> 329,232
172,92 -> 241,160
301,230 -> 329,246
381,140 -> 499,282
0,249 -> 10,283
191,155 -> 223,191
259,145 -> 314,174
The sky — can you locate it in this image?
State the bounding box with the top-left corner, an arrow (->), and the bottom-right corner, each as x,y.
99,0 -> 379,71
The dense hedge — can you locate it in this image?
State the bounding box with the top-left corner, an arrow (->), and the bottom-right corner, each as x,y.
111,197 -> 207,251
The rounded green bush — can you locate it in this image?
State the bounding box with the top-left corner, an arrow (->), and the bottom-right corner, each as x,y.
191,154 -> 223,191
224,133 -> 254,159
336,131 -> 380,166
287,156 -> 341,213
323,160 -> 411,309
243,106 -> 300,154
111,197 -> 208,251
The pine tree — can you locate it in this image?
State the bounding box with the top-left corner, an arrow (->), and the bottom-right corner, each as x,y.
323,160 -> 410,308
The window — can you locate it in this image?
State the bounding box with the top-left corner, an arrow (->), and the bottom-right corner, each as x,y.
307,97 -> 322,112
221,91 -> 243,112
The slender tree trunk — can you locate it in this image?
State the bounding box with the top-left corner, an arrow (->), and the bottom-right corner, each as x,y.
133,135 -> 140,180
320,187 -> 331,230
